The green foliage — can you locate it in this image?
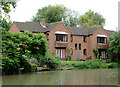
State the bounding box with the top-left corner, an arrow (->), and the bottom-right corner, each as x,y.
66,56 -> 71,61
0,1 -> 17,31
32,5 -> 106,27
63,9 -> 79,27
2,57 -> 20,75
32,4 -> 67,23
79,10 -> 105,28
2,27 -> 48,75
60,59 -> 118,69
107,63 -> 118,68
93,48 -> 98,59
1,2 -> 16,13
108,31 -> 120,62
39,53 -> 59,70
18,31 -> 48,58
32,4 -> 80,27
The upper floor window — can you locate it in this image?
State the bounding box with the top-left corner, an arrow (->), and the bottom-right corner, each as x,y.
97,37 -> 107,44
83,49 -> 87,55
79,43 -> 81,50
83,36 -> 87,42
97,35 -> 107,44
56,34 -> 68,42
75,43 -> 77,50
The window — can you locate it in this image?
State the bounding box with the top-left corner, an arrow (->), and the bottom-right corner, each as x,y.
56,34 -> 68,42
83,36 -> 87,42
70,48 -> 73,55
83,49 -> 87,55
75,43 -> 77,50
97,37 -> 107,43
71,35 -> 73,42
79,43 -> 81,50
47,34 -> 49,40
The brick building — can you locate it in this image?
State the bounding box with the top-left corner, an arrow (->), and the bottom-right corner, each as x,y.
9,19 -> 114,60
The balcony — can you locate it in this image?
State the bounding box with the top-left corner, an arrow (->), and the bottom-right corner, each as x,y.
97,43 -> 108,49
55,31 -> 68,47
55,41 -> 68,47
97,35 -> 108,49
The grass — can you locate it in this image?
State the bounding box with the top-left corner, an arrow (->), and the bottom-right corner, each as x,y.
60,59 -> 118,69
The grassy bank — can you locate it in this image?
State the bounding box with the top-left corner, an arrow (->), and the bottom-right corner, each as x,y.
60,59 -> 118,69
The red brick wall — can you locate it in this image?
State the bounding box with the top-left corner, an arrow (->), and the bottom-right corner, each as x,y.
88,27 -> 109,59
48,22 -> 71,56
9,22 -> 110,60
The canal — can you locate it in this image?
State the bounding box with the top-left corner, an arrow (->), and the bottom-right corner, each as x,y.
1,68 -> 118,85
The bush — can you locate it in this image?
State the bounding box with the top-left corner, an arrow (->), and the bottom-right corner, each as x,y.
60,59 -> 118,69
2,57 -> 20,75
66,56 -> 71,61
18,56 -> 35,73
108,63 -> 118,68
2,28 -> 48,75
39,53 -> 59,70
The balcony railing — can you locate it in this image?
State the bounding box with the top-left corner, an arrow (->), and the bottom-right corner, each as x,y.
55,41 -> 68,47
97,43 -> 108,49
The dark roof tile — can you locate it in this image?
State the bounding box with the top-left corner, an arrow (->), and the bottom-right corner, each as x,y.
14,21 -> 45,33
13,21 -> 114,36
105,30 -> 114,37
67,26 -> 101,35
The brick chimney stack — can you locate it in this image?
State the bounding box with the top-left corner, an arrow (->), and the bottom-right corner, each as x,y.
40,19 -> 46,28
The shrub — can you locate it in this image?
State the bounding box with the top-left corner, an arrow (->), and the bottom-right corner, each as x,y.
66,56 -> 71,61
107,63 -> 118,68
60,59 -> 118,69
108,31 -> 120,62
2,57 -> 20,75
39,53 -> 59,70
18,56 -> 35,73
2,28 -> 48,75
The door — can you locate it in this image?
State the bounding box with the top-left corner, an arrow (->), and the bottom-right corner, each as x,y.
98,49 -> 107,59
56,48 -> 66,60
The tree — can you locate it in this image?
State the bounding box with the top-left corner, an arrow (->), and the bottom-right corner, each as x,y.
2,27 -> 48,74
32,4 -> 79,27
63,9 -> 79,27
32,4 -> 67,23
0,1 -> 17,31
108,31 -> 120,62
79,10 -> 105,28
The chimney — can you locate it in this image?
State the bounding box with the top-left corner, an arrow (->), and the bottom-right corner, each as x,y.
40,19 -> 46,28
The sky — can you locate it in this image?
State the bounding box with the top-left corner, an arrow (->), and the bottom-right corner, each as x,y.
9,0 -> 119,31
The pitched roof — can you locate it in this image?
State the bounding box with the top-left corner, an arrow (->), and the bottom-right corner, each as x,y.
14,21 -> 45,33
14,21 -> 60,33
67,26 -> 101,36
105,30 -> 114,37
13,21 -> 114,36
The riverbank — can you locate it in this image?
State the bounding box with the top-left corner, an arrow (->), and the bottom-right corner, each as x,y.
59,59 -> 118,70
35,59 -> 118,72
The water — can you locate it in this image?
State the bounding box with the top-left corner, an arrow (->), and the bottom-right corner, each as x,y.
2,69 -> 118,85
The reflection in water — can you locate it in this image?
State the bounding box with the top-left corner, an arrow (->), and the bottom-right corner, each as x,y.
2,69 -> 118,85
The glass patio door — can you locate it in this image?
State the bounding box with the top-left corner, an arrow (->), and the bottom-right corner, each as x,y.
56,48 -> 66,59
